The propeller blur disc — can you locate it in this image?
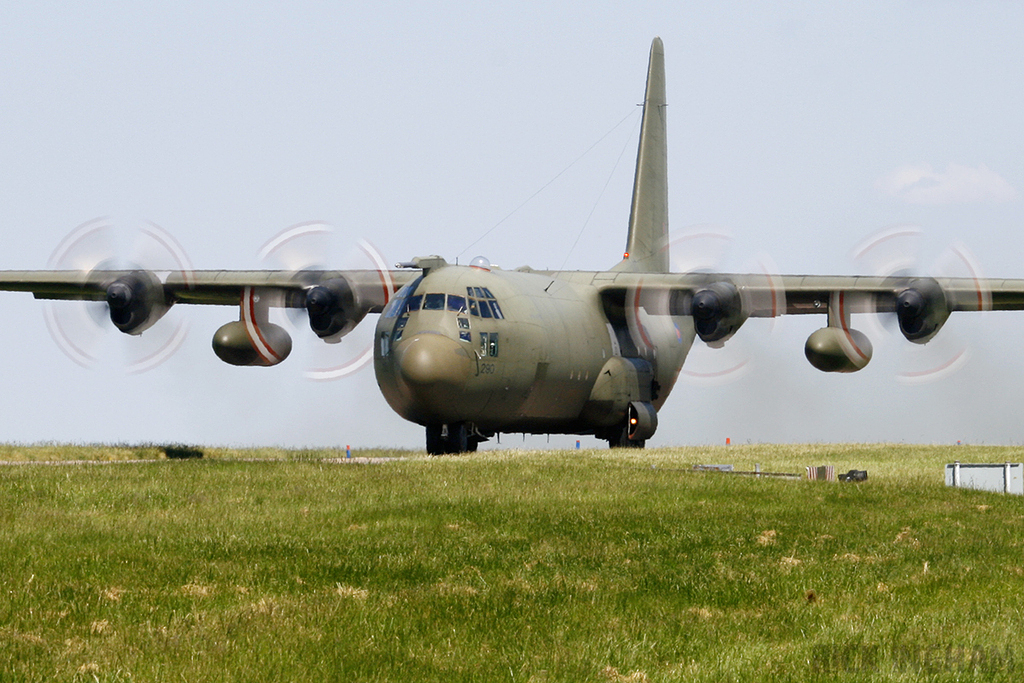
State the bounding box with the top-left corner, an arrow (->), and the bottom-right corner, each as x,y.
257,222 -> 391,381
44,219 -> 192,373
851,224 -> 986,384
668,228 -> 786,386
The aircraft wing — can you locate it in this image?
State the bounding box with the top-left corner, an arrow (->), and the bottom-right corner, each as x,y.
742,273 -> 1024,316
582,271 -> 1024,316
581,270 -> 1024,372
0,267 -> 420,368
0,269 -> 415,309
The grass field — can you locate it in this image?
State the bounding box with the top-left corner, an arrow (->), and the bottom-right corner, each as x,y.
2,443 -> 1023,681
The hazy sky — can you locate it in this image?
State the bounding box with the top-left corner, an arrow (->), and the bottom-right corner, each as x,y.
2,2 -> 1023,450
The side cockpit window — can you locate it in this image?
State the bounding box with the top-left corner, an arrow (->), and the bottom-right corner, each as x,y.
480,332 -> 499,357
391,316 -> 408,342
466,287 -> 503,319
382,276 -> 423,319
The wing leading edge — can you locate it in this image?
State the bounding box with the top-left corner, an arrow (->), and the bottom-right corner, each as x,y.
0,269 -> 416,309
8,267 -> 1024,321
569,271 -> 1024,316
573,269 -> 1024,373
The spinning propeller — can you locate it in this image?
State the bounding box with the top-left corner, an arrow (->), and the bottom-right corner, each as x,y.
44,218 -> 192,373
663,228 -> 786,386
256,222 -> 391,380
851,225 -> 988,384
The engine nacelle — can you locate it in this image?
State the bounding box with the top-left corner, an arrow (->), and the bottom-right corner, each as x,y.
305,277 -> 365,342
895,278 -> 949,344
212,320 -> 292,367
690,282 -> 745,345
581,356 -> 656,427
627,401 -> 658,441
105,270 -> 169,335
805,326 -> 873,373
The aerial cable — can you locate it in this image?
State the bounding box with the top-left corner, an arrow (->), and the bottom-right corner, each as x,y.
559,111 -> 642,270
457,107 -> 641,260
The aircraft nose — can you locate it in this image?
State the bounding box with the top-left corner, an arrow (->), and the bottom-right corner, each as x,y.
396,332 -> 473,387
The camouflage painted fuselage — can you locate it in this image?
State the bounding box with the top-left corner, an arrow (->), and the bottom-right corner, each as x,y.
374,263 -> 694,438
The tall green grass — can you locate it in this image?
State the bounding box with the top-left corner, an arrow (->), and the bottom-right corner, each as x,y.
1,444 -> 1022,681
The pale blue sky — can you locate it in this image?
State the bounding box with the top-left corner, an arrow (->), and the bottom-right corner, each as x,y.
1,2 -> 1023,448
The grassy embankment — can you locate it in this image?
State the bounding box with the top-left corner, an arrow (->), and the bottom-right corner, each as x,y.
1,443 -> 1023,681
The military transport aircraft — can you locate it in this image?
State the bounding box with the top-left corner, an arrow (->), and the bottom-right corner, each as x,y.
3,38 -> 1024,454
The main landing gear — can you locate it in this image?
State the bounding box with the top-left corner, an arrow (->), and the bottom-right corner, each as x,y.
599,408 -> 651,449
603,401 -> 656,449
606,424 -> 645,449
426,423 -> 480,455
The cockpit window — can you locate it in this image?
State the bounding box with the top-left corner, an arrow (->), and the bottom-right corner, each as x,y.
480,332 -> 499,357
423,293 -> 446,310
447,295 -> 467,313
382,296 -> 402,319
383,277 -> 422,318
466,286 -> 503,319
392,315 -> 407,341
399,288 -> 498,319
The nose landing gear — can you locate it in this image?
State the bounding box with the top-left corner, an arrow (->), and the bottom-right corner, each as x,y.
425,422 -> 480,455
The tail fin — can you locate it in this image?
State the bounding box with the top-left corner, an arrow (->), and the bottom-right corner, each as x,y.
613,37 -> 669,274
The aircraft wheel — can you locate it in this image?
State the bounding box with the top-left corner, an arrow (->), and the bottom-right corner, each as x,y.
425,423 -> 470,455
607,425 -> 645,449
426,424 -> 445,455
448,422 -> 469,453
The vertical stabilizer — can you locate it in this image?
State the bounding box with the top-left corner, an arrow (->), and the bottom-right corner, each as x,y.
614,37 -> 669,273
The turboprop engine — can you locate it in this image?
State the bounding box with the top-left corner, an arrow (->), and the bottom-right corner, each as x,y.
894,278 -> 949,344
104,270 -> 170,335
685,281 -> 746,345
304,276 -> 366,341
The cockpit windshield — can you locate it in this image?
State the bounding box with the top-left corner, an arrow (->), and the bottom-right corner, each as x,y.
447,295 -> 467,313
389,287 -> 503,344
396,291 -> 502,319
423,293 -> 446,310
